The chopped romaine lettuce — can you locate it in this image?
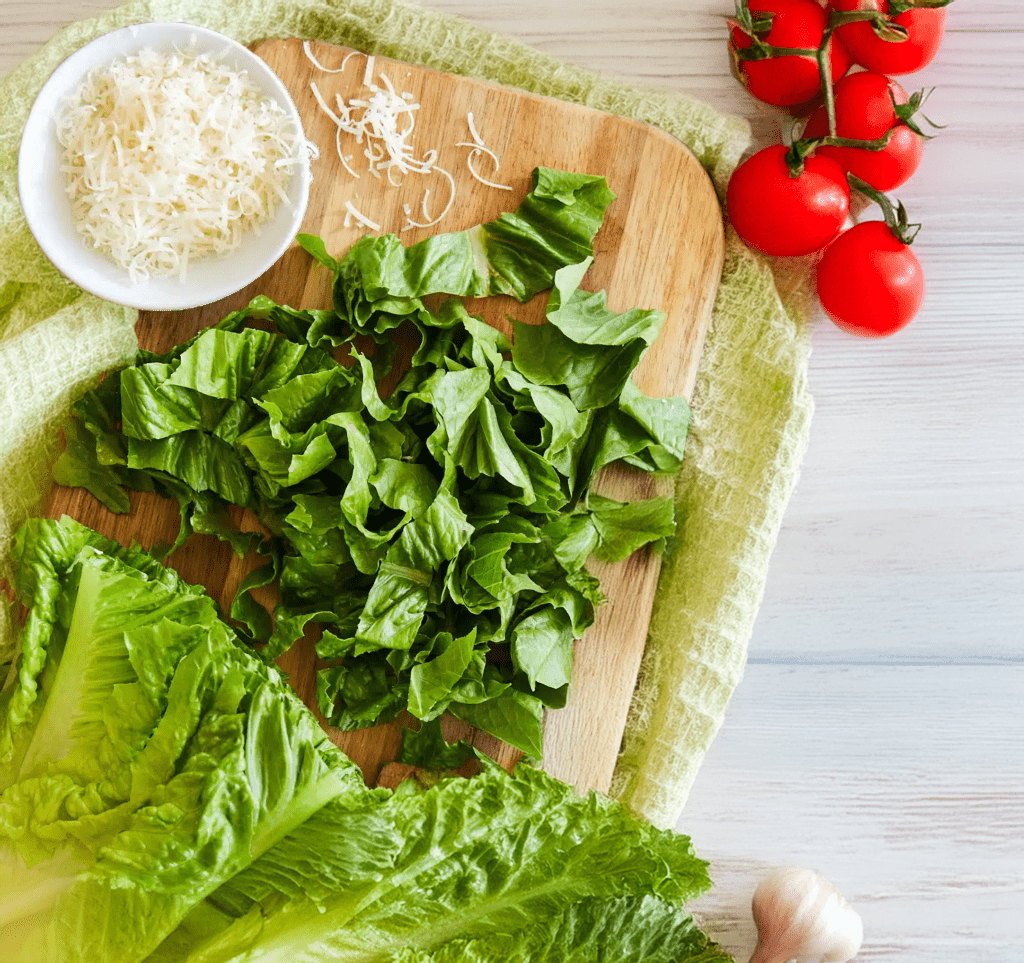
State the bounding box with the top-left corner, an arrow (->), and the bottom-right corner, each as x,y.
52,167 -> 691,760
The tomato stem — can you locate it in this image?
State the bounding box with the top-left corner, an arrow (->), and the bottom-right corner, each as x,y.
847,173 -> 921,244
811,11 -> 940,148
730,39 -> 820,62
814,11 -> 911,137
784,127 -> 897,176
729,0 -> 774,39
826,9 -> 909,44
728,1 -> 821,63
806,131 -> 895,151
817,26 -> 839,137
783,138 -> 814,177
888,0 -> 954,15
894,87 -> 945,138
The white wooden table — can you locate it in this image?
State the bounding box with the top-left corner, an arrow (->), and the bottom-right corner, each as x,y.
3,2 -> 1021,960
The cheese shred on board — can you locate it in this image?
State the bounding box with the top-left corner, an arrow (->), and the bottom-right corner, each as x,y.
458,111 -> 513,191
302,42 -> 506,233
343,200 -> 380,231
307,71 -> 432,182
56,48 -> 304,282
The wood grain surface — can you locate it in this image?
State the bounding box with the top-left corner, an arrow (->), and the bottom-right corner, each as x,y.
4,3 -> 1022,962
42,38 -> 724,793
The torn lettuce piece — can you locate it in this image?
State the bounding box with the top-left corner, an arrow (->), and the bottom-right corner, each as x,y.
407,629 -> 479,721
589,379 -> 692,476
353,487 -> 473,655
544,258 -> 665,347
301,166 -> 616,318
398,718 -> 473,770
588,492 -> 677,562
481,167 -> 618,300
511,260 -> 665,411
316,650 -> 408,732
449,689 -> 545,760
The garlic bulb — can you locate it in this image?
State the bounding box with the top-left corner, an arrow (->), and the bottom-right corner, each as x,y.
748,866 -> 863,963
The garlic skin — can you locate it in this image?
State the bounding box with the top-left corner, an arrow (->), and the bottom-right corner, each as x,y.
748,866 -> 864,963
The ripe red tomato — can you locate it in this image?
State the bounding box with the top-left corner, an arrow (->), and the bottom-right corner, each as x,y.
829,0 -> 947,75
802,71 -> 923,191
816,220 -> 924,336
731,0 -> 851,107
727,146 -> 850,257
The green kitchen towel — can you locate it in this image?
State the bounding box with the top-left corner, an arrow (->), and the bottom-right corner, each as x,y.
0,0 -> 813,830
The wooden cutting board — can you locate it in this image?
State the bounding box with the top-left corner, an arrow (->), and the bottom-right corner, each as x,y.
44,39 -> 724,794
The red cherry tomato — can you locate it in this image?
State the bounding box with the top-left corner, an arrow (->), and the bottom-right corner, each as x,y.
802,71 -> 923,191
731,0 -> 851,107
816,220 -> 925,336
728,146 -> 850,257
829,0 -> 947,75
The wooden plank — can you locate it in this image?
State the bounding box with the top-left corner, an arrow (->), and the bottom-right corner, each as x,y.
681,663 -> 1024,963
44,38 -> 724,793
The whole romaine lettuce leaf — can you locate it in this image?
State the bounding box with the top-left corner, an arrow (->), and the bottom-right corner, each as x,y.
144,759 -> 729,963
0,519 -> 374,963
0,515 -> 192,790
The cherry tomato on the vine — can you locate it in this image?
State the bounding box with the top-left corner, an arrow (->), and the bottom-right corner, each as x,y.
829,0 -> 947,75
816,220 -> 924,337
730,0 -> 851,107
802,71 -> 923,191
727,145 -> 850,257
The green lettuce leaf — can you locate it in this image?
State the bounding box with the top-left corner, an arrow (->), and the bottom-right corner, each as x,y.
4,519 -> 725,963
587,379 -> 691,476
481,167 -> 617,300
544,258 -> 665,347
448,689 -> 545,759
407,629 -> 478,720
588,492 -> 676,562
0,521 -> 373,963
0,517 -> 186,790
511,260 -> 663,411
397,719 -> 474,770
306,167 -> 615,316
53,415 -> 133,513
143,759 -> 724,963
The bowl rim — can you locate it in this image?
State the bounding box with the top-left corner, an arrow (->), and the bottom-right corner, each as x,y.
17,21 -> 311,313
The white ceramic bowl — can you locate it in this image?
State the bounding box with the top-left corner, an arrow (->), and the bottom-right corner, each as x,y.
18,22 -> 311,312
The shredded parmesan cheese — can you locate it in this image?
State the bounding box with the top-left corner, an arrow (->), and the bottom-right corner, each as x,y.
343,200 -> 381,231
301,40 -> 363,75
303,53 -> 502,231
457,111 -> 512,191
337,135 -> 361,179
467,112 -> 485,148
56,48 -> 304,282
309,72 -> 432,184
402,165 -> 456,231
